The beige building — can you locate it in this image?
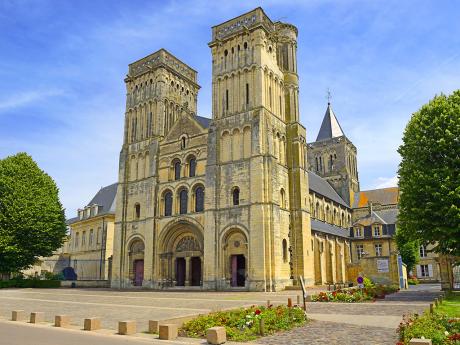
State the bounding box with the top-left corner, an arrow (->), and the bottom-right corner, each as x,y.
416,243 -> 441,283
56,7 -> 437,291
65,183 -> 117,280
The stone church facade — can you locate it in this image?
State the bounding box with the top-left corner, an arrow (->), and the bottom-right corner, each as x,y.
108,8 -> 383,291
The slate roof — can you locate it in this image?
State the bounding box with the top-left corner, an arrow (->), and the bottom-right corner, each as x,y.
195,115 -> 211,128
375,208 -> 398,224
353,210 -> 387,226
353,208 -> 398,226
316,103 -> 345,141
308,171 -> 349,208
311,219 -> 349,238
67,183 -> 118,225
87,182 -> 118,214
352,187 -> 399,208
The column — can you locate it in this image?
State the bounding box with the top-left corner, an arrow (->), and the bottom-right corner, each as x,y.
185,257 -> 191,286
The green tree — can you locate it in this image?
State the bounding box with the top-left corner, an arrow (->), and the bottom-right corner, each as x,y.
395,230 -> 419,273
398,90 -> 460,257
0,153 -> 67,275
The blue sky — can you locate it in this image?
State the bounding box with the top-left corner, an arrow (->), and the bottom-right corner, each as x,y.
1,0 -> 459,217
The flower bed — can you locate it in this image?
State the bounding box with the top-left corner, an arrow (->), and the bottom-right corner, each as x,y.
397,312 -> 460,345
311,284 -> 399,303
181,305 -> 307,341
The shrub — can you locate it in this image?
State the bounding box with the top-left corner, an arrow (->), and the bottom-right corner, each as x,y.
181,305 -> 307,341
311,284 -> 399,303
408,278 -> 419,285
0,278 -> 60,289
397,312 -> 460,345
363,277 -> 374,288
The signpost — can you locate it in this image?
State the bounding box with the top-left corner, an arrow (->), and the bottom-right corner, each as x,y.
299,276 -> 307,311
357,276 -> 364,289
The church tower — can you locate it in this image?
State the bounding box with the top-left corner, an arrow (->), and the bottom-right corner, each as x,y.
112,49 -> 200,288
204,8 -> 314,291
307,102 -> 359,206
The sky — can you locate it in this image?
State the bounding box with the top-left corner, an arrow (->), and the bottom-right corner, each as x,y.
0,0 -> 459,218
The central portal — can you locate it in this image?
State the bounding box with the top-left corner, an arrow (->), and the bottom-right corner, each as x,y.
160,223 -> 204,288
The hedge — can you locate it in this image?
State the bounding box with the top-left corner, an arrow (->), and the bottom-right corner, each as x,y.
0,280 -> 61,288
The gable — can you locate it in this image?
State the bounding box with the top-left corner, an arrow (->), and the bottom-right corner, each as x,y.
164,113 -> 208,142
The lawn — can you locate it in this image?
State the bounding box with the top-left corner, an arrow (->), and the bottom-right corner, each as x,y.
437,292 -> 460,317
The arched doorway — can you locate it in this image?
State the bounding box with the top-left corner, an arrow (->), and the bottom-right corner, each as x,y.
128,239 -> 145,286
160,222 -> 203,287
222,229 -> 248,288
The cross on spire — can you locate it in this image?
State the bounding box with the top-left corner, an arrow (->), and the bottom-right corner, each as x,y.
326,88 -> 332,105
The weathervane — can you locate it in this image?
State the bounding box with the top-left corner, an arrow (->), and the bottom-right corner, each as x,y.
326,88 -> 332,105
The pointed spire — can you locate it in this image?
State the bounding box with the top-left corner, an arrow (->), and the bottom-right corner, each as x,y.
315,102 -> 345,141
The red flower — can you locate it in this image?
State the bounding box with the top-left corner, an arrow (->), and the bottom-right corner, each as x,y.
255,309 -> 261,315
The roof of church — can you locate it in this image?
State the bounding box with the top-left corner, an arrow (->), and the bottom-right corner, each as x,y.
311,219 -> 349,238
196,115 -> 211,128
66,183 -> 118,225
316,103 -> 345,141
308,171 -> 349,208
352,187 -> 399,208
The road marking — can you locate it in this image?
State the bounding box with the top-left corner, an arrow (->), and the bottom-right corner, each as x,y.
0,296 -> 210,312
0,290 -> 297,303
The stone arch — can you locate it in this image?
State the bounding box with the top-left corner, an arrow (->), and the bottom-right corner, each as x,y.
232,128 -> 241,160
127,237 -> 145,286
159,220 -> 204,287
221,131 -> 231,162
243,126 -> 251,158
221,227 -> 248,288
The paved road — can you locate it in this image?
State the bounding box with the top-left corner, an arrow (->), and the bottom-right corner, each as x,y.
0,287 -> 321,330
0,320 -> 157,345
257,284 -> 443,345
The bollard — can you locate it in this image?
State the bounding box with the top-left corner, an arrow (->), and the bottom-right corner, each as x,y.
266,300 -> 270,307
287,298 -> 292,308
434,298 -> 438,307
159,324 -> 178,340
206,326 -> 226,345
148,320 -> 160,333
12,310 -> 25,321
429,303 -> 434,314
259,318 -> 265,336
118,320 -> 136,335
55,315 -> 71,328
297,295 -> 300,305
30,312 -> 44,324
84,317 -> 101,331
409,339 -> 432,345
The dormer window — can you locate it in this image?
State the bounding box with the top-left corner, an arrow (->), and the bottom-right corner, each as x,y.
373,225 -> 381,237
354,227 -> 362,237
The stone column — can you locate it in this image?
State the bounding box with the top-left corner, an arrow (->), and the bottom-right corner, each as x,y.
185,257 -> 191,286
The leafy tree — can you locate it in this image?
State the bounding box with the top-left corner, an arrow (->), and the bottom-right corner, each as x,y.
398,90 -> 460,257
0,153 -> 67,275
395,230 -> 419,273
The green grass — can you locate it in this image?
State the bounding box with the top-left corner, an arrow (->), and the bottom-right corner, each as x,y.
436,292 -> 460,317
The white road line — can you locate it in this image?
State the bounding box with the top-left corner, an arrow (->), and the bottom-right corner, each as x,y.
0,296 -> 210,312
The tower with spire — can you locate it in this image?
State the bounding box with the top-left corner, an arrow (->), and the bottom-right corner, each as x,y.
307,101 -> 360,206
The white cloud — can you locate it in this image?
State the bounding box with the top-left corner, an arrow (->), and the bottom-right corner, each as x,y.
0,89 -> 64,112
373,176 -> 399,189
